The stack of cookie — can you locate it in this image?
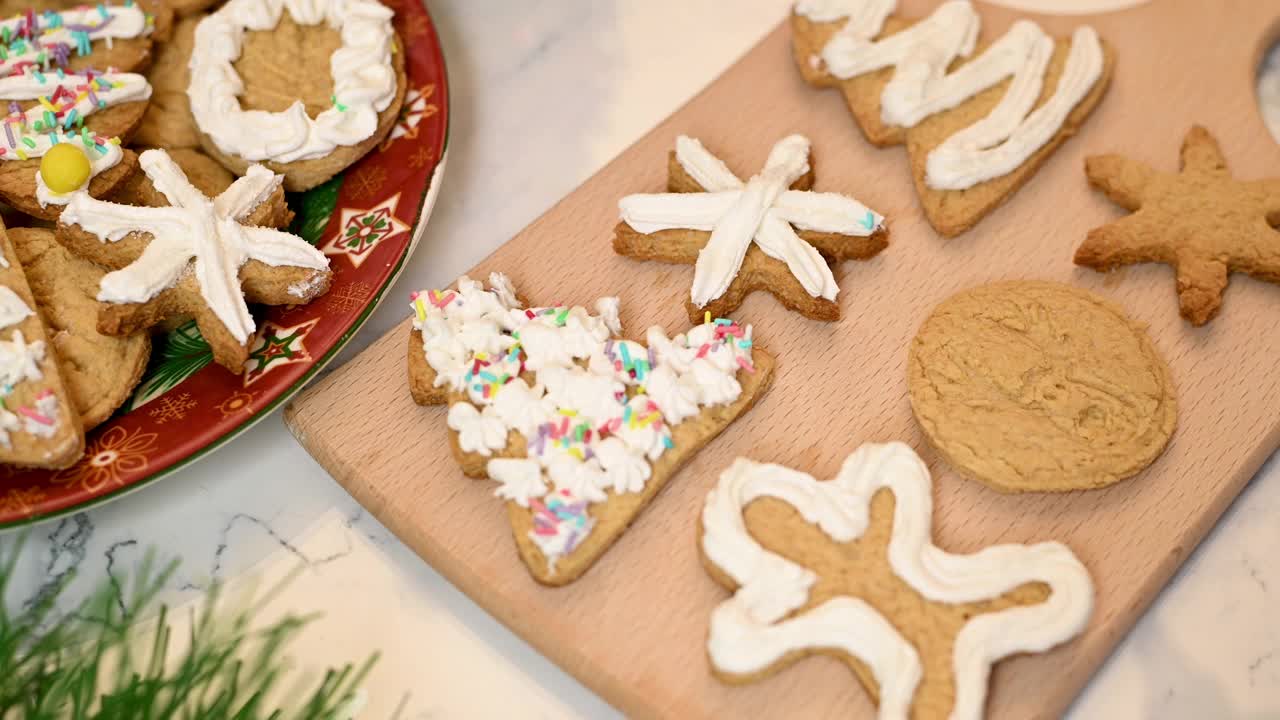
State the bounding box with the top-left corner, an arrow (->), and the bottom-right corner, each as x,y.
0,0 -> 407,468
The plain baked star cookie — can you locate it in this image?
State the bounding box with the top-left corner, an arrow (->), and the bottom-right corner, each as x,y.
187,0 -> 407,191
9,227 -> 149,430
409,273 -> 775,585
790,0 -> 1114,237
614,134 -> 887,323
55,148 -> 330,372
700,442 -> 1094,720
907,281 -> 1177,493
1075,125 -> 1280,325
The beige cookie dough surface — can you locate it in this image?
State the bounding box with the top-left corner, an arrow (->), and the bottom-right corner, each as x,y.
10,228 -> 150,431
908,280 -> 1177,493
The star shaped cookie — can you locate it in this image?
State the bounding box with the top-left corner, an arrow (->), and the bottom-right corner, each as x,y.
1075,125 -> 1280,325
614,135 -> 888,323
701,442 -> 1093,719
55,148 -> 331,371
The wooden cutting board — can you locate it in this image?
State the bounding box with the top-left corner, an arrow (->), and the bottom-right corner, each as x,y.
285,1 -> 1280,717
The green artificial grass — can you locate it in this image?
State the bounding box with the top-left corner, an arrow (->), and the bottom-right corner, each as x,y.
0,539 -> 376,719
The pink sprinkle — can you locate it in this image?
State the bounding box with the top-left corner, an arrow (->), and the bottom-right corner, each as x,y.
36,389 -> 53,399
736,356 -> 755,373
18,407 -> 52,425
530,499 -> 558,524
695,344 -> 711,359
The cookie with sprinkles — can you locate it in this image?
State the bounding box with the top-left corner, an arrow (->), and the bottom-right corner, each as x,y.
408,273 -> 775,586
187,0 -> 406,191
9,226 -> 149,430
0,2 -> 170,218
0,223 -> 84,468
614,134 -> 888,323
0,0 -> 171,77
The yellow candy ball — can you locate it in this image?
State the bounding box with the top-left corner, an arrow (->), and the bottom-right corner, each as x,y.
39,144 -> 92,194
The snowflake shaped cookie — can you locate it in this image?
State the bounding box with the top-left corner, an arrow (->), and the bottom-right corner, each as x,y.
701,442 -> 1093,719
615,135 -> 887,323
57,148 -> 331,370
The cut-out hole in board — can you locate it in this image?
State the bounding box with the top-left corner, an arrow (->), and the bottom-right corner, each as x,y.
1258,42 -> 1280,145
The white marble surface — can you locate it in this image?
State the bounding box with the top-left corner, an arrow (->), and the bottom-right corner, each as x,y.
4,1 -> 1280,717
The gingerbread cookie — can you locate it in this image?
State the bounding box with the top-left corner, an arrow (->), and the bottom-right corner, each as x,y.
614,135 -> 887,323
9,227 -> 149,430
701,442 -> 1093,719
134,13 -> 203,150
908,281 -> 1176,493
55,148 -> 329,371
0,2 -> 173,217
1075,125 -> 1280,325
188,0 -> 407,191
409,274 -> 775,585
791,0 -> 1115,237
111,146 -> 236,207
0,226 -> 83,467
0,0 -> 171,74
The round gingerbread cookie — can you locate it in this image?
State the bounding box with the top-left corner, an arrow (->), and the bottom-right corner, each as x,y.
908,280 -> 1177,493
187,0 -> 407,191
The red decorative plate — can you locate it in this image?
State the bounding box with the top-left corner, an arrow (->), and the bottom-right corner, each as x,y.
0,0 -> 449,527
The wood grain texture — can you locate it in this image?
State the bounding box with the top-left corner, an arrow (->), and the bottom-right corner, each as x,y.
285,1 -> 1280,717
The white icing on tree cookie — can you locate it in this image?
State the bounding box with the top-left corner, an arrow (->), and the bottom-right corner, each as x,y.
60,148 -> 330,344
188,0 -> 399,163
797,0 -> 1104,190
413,274 -> 759,572
619,134 -> 884,308
701,441 -> 1094,720
0,286 -> 32,328
0,328 -> 43,390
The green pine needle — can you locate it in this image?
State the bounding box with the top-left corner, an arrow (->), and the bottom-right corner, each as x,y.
0,538 -> 377,719
127,321 -> 214,411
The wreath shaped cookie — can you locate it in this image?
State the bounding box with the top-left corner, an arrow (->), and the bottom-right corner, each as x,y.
188,0 -> 407,190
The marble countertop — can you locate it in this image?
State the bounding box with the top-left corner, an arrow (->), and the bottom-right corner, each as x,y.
5,1 -> 1280,717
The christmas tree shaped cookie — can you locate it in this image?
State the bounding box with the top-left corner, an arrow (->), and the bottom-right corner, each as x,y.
791,0 -> 1115,237
701,442 -> 1093,719
0,224 -> 83,468
408,273 -> 775,585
